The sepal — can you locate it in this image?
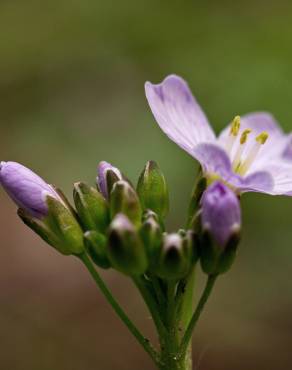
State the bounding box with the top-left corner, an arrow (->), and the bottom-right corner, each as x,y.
73,182 -> 109,233
200,225 -> 240,275
137,161 -> 169,220
84,230 -> 110,269
107,214 -> 148,275
110,181 -> 142,227
156,233 -> 191,280
45,195 -> 84,255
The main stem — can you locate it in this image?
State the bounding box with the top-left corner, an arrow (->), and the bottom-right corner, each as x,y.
79,253 -> 162,368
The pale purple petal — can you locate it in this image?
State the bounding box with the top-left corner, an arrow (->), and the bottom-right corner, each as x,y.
281,134 -> 292,161
201,181 -> 241,248
218,112 -> 285,170
0,161 -> 59,218
261,163 -> 292,195
192,143 -> 274,194
236,171 -> 274,194
192,143 -> 232,179
145,75 -> 216,156
97,161 -> 122,199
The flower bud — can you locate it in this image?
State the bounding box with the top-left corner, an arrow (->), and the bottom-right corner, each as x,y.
107,214 -> 148,275
200,181 -> 241,274
137,161 -> 169,219
84,230 -> 110,269
96,161 -> 123,199
0,161 -> 84,255
0,161 -> 61,218
73,182 -> 109,233
139,216 -> 162,268
156,233 -> 191,280
110,180 -> 142,227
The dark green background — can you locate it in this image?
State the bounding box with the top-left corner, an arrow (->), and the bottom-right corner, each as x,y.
1,1 -> 292,369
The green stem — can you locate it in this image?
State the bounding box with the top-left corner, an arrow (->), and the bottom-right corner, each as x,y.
79,253 -> 162,368
133,276 -> 168,339
151,275 -> 166,308
178,267 -> 196,370
178,274 -> 218,359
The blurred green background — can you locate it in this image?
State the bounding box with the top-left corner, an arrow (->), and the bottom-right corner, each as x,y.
1,1 -> 292,369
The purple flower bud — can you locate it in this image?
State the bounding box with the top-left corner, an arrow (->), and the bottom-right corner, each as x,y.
96,161 -> 122,199
201,181 -> 241,248
0,161 -> 60,218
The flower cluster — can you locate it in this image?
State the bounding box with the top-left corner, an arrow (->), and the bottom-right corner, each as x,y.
0,158 -> 241,281
1,74 -> 291,370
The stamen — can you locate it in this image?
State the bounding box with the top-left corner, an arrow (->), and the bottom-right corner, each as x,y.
225,115 -> 241,153
232,129 -> 252,171
256,132 -> 269,145
237,131 -> 269,175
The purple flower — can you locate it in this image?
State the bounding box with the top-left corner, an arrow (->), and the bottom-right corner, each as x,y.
0,161 -> 61,218
201,181 -> 241,248
97,161 -> 122,199
145,75 -> 292,195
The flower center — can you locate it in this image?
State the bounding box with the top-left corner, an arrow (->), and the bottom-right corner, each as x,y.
226,116 -> 269,176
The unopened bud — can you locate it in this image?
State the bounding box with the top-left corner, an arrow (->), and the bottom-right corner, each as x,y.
84,230 -> 110,269
73,182 -> 109,233
156,233 -> 191,280
110,180 -> 142,226
0,161 -> 84,255
200,181 -> 241,274
108,214 -> 148,275
0,161 -> 62,218
139,216 -> 162,268
137,161 -> 169,219
96,161 -> 123,199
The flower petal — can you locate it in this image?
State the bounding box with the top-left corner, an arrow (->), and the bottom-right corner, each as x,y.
281,133 -> 292,161
237,171 -> 274,194
145,75 -> 215,156
218,112 -> 286,173
262,163 -> 292,195
192,143 -> 274,194
192,143 -> 232,178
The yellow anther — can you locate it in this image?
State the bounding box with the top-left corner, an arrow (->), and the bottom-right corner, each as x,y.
256,131 -> 269,145
240,129 -> 252,145
230,116 -> 241,136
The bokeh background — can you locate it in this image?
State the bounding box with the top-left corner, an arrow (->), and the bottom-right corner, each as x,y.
1,1 -> 292,369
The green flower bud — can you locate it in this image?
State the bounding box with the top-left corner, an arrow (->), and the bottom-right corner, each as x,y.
110,181 -> 142,227
137,161 -> 169,220
84,230 -> 110,269
139,216 -> 162,268
73,182 -> 109,233
107,214 -> 148,275
156,233 -> 191,280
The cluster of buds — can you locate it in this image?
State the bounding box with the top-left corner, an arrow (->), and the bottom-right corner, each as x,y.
0,160 -> 241,280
